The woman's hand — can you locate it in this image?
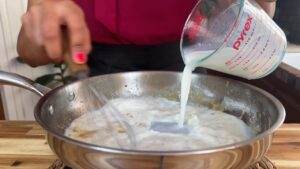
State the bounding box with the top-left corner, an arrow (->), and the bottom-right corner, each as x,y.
255,0 -> 276,17
18,0 -> 91,66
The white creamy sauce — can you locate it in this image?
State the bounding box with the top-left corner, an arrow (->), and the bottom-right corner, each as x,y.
65,96 -> 255,151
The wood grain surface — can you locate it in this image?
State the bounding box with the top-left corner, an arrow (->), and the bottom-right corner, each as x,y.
0,121 -> 299,169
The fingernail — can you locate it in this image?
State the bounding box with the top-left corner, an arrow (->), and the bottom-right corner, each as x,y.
72,52 -> 87,64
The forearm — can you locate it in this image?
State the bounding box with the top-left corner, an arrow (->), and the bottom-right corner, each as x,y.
255,0 -> 276,17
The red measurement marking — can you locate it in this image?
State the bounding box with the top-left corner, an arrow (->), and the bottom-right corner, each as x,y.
251,41 -> 280,75
251,56 -> 273,75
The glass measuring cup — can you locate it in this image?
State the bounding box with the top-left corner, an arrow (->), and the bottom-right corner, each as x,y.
181,0 -> 287,79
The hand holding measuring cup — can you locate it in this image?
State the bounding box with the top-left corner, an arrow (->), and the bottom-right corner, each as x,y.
181,0 -> 287,79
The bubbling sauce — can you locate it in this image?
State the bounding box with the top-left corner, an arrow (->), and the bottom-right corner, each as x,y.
65,96 -> 255,151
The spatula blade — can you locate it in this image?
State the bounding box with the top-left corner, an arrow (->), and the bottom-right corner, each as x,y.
150,122 -> 190,134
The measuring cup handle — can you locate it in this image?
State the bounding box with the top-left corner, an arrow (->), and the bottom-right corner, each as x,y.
0,70 -> 50,97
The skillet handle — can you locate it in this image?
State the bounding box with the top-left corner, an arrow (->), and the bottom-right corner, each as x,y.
0,70 -> 50,97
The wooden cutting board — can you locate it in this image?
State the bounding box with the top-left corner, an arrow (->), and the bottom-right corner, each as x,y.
0,121 -> 300,169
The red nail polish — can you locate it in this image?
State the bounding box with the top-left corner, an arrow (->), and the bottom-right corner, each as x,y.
72,52 -> 87,64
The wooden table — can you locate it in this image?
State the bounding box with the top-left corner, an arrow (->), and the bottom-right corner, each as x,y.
0,121 -> 300,169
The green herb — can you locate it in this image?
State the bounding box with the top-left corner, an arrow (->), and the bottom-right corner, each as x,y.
34,63 -> 75,88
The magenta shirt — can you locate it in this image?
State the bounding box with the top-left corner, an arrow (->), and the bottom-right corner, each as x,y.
74,0 -> 197,45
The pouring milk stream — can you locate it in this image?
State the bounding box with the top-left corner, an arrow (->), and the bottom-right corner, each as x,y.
178,0 -> 287,127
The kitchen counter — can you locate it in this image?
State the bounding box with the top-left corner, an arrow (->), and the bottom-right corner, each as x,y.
0,121 -> 299,169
